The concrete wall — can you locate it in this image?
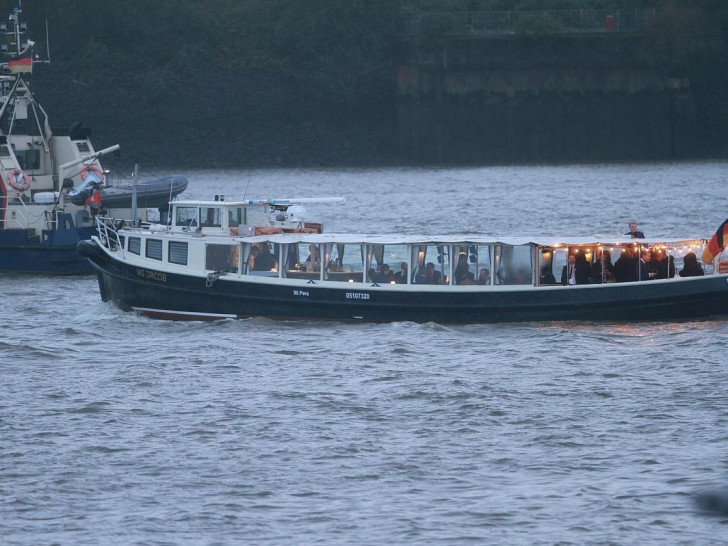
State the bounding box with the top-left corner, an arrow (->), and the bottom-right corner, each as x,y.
397,33 -> 699,164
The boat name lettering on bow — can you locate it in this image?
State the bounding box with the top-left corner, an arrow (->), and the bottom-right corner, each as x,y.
345,292 -> 370,300
136,268 -> 167,282
293,290 -> 309,297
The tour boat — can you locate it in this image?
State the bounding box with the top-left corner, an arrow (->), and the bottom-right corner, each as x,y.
0,5 -> 186,274
77,197 -> 728,323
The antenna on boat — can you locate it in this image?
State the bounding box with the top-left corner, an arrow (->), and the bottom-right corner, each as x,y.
241,175 -> 252,201
165,178 -> 175,229
131,164 -> 138,222
45,20 -> 50,64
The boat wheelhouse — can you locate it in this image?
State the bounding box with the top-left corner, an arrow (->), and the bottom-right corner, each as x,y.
78,198 -> 728,323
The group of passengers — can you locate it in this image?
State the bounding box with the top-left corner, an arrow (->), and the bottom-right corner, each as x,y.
452,254 -> 491,285
413,258 -> 490,285
554,221 -> 705,286
558,247 -> 704,286
368,258 -> 492,285
369,262 -> 405,284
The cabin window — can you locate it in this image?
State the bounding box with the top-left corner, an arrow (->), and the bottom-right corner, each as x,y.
366,244 -> 408,284
453,244 -> 491,285
128,236 -> 141,255
146,239 -> 163,261
201,207 -> 222,228
324,243 -> 364,282
245,242 -> 278,275
538,248 -> 560,285
495,245 -> 533,285
206,244 -> 238,272
168,241 -> 188,265
285,243 -> 321,279
412,245 -> 449,285
175,206 -> 198,227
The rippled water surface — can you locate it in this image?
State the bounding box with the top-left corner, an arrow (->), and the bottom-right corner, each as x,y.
3,163 -> 728,544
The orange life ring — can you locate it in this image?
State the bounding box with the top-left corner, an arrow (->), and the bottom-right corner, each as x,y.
8,169 -> 31,191
80,164 -> 105,182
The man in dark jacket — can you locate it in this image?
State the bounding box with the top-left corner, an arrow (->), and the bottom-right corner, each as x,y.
561,254 -> 590,285
626,221 -> 645,239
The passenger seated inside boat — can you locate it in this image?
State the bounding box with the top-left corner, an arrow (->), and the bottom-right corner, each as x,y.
638,250 -> 657,281
303,244 -> 320,272
540,266 -> 557,284
561,254 -> 589,285
415,262 -> 442,284
394,262 -> 408,284
477,268 -> 490,285
459,272 -> 476,285
454,254 -> 470,284
372,263 -> 395,284
679,252 -> 704,277
251,244 -> 277,271
590,249 -> 615,283
613,245 -> 638,282
659,254 -> 676,279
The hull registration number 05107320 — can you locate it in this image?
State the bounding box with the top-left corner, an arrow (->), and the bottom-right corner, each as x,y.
345,292 -> 370,300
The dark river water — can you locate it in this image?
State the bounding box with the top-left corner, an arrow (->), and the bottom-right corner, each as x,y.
3,163 -> 728,544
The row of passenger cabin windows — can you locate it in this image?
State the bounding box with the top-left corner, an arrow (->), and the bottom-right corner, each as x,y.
127,236 -> 238,271
124,237 -> 710,284
124,238 -> 523,283
244,242 -> 531,285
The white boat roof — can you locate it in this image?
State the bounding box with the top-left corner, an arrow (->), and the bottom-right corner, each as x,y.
172,197 -> 344,207
238,233 -> 706,247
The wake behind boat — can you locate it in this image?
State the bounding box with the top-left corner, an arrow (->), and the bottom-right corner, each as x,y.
77,197 -> 728,323
0,5 -> 186,274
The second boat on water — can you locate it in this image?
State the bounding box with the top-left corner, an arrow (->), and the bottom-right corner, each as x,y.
0,5 -> 186,274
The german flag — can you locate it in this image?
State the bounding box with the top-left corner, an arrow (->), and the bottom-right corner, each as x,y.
8,48 -> 32,74
702,218 -> 728,264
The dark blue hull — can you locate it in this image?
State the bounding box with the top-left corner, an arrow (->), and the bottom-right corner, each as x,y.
79,240 -> 728,323
0,225 -> 96,274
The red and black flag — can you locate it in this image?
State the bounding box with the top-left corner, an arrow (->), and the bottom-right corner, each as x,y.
702,218 -> 728,264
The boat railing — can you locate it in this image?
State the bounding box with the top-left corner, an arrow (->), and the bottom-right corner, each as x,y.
95,216 -> 126,258
0,198 -> 33,230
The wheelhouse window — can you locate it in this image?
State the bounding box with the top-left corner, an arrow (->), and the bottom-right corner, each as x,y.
128,236 -> 141,255
206,244 -> 238,272
228,207 -> 245,228
201,207 -> 222,228
168,241 -> 188,265
146,239 -> 163,261
175,206 -> 198,228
